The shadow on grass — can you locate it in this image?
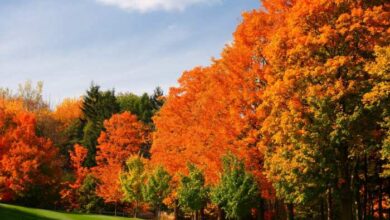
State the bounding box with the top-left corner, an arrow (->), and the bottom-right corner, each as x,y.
0,205 -> 55,220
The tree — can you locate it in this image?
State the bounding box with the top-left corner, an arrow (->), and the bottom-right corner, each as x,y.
93,112 -> 144,212
211,153 -> 259,220
81,84 -> 120,167
61,144 -> 89,210
77,174 -> 104,213
16,80 -> 47,111
117,87 -> 164,125
177,163 -> 209,220
256,1 -> 389,219
120,156 -> 146,218
0,99 -> 61,206
363,46 -> 390,177
52,98 -> 83,164
143,166 -> 172,218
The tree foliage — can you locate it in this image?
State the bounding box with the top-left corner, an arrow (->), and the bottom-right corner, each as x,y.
0,99 -> 61,204
211,153 -> 259,220
177,163 -> 209,213
81,84 -> 120,167
120,156 -> 146,217
142,166 -> 172,214
94,112 -> 144,204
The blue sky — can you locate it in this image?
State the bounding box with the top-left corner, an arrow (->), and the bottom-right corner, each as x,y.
0,0 -> 260,106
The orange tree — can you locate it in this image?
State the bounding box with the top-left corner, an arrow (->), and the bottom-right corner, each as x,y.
256,0 -> 389,219
0,99 -> 61,206
93,112 -> 145,212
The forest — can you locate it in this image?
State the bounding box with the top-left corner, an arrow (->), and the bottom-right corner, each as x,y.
0,0 -> 389,219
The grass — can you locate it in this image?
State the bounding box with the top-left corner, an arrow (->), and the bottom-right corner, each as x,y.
0,203 -> 140,220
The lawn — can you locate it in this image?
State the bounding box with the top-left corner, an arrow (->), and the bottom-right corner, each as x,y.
0,203 -> 140,220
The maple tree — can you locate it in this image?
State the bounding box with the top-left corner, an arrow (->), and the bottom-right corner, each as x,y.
0,99 -> 61,205
255,0 -> 390,219
93,112 -> 144,208
60,144 -> 89,210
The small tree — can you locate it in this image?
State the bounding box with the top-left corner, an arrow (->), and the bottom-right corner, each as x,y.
177,163 -> 209,220
120,156 -> 146,217
211,153 -> 259,220
143,166 -> 172,218
77,174 -> 103,213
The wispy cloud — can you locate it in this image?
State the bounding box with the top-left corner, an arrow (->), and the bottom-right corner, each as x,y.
95,0 -> 221,12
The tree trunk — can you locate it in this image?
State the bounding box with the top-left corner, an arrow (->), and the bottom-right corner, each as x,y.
340,184 -> 353,220
378,181 -> 383,220
353,162 -> 361,220
134,200 -> 138,218
355,186 -> 362,220
287,203 -> 294,220
217,206 -> 225,220
174,200 -> 179,220
327,188 -> 333,220
339,146 -> 353,220
363,155 -> 368,220
258,199 -> 265,220
369,192 -> 374,218
320,199 -> 325,220
114,202 -> 117,216
200,207 -> 205,220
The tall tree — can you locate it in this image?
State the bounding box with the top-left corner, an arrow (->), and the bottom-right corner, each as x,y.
257,1 -> 389,219
93,112 -> 144,210
81,84 -> 119,167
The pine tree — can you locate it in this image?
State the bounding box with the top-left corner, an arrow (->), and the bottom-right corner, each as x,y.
81,84 -> 119,167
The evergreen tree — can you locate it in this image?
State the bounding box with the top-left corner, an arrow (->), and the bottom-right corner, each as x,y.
81,84 -> 119,167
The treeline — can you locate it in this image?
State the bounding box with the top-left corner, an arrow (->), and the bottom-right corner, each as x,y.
0,0 -> 389,219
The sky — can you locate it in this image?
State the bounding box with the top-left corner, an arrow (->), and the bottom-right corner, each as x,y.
0,0 -> 260,106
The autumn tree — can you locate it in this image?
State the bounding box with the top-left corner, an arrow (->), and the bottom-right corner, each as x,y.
363,46 -> 390,178
52,98 -> 83,164
93,112 -> 144,213
0,99 -> 61,207
255,0 -> 390,219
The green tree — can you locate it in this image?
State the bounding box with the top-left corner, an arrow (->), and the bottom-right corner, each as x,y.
211,153 -> 259,220
81,84 -> 119,167
177,163 -> 209,220
77,174 -> 103,213
142,166 -> 172,218
117,87 -> 164,125
120,156 -> 146,218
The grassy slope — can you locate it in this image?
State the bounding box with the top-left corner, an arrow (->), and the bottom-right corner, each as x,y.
0,203 -> 139,220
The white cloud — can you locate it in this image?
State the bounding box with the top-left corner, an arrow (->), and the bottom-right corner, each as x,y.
95,0 -> 220,12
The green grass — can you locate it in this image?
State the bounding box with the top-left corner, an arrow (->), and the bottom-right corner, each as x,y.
0,203 -> 139,220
